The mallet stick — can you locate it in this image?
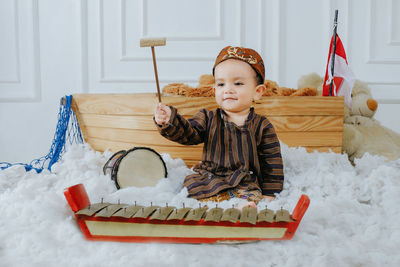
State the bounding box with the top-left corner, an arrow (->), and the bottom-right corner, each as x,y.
140,37 -> 166,102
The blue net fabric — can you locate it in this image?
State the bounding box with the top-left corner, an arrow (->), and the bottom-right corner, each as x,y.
0,95 -> 83,173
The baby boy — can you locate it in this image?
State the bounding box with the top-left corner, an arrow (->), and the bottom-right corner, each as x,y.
154,46 -> 284,206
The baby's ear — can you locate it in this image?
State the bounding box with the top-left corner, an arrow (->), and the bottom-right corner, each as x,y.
254,84 -> 266,100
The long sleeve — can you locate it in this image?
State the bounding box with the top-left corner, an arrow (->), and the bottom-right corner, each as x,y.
258,123 -> 284,196
154,106 -> 208,145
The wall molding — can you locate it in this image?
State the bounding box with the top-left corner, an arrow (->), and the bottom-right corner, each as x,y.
99,0 -> 105,80
257,0 -> 263,54
367,80 -> 400,104
80,0 -> 89,92
99,76 -> 198,83
0,0 -> 20,83
366,0 -> 400,64
274,0 -> 283,83
388,0 -> 400,45
375,99 -> 400,104
0,0 -> 41,102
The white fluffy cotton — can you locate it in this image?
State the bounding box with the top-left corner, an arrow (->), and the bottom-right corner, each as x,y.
0,143 -> 399,267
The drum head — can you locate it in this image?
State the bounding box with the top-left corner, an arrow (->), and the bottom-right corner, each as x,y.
115,147 -> 167,189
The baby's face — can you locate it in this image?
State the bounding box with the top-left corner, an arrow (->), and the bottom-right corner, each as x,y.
214,59 -> 261,114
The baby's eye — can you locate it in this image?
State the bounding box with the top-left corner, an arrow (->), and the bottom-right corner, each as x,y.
235,82 -> 243,86
217,83 -> 224,87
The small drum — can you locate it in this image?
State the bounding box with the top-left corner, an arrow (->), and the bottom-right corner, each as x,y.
103,147 -> 167,189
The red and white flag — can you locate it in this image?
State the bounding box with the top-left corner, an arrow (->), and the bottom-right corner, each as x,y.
323,34 -> 355,108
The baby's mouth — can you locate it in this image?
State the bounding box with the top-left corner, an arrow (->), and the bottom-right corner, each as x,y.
223,97 -> 237,101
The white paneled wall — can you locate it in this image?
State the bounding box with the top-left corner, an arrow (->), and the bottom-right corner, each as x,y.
0,0 -> 399,163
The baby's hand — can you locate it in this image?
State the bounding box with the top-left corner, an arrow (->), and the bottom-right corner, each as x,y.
263,195 -> 275,201
154,103 -> 171,125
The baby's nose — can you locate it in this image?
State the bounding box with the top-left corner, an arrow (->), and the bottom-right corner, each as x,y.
224,87 -> 235,93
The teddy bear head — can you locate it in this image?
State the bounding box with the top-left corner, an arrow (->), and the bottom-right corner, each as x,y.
347,80 -> 378,119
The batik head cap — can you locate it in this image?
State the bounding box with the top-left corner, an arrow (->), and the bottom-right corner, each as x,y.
213,46 -> 265,82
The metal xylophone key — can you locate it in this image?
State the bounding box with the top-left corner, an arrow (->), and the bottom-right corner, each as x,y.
239,206 -> 258,225
204,206 -> 224,222
150,206 -> 176,220
220,205 -> 241,223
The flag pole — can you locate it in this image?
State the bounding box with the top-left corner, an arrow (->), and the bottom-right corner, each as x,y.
329,10 -> 339,96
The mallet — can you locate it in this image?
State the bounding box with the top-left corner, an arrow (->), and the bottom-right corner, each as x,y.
140,37 -> 166,102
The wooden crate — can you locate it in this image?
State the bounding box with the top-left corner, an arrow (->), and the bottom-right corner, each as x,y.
70,94 -> 344,167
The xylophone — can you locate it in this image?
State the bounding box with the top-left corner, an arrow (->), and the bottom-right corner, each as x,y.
64,184 -> 310,243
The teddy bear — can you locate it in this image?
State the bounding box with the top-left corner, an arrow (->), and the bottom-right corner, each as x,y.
162,75 -> 215,97
162,75 -> 317,97
263,81 -> 317,96
298,73 -> 400,162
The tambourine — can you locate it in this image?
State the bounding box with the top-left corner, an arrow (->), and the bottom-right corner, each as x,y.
103,147 -> 167,189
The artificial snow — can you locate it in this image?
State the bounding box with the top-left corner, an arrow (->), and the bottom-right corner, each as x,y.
0,143 -> 399,267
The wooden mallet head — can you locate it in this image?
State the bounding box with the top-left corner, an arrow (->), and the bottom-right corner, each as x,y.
140,38 -> 166,102
140,37 -> 166,48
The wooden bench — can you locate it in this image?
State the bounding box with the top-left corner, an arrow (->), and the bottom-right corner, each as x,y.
70,94 -> 344,167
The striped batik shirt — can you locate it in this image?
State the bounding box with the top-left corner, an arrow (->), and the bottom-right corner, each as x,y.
155,106 -> 284,199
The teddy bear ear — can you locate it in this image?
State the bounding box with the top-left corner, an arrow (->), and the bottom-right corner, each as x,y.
162,83 -> 185,96
198,74 -> 214,86
262,87 -> 275,96
297,73 -> 323,91
263,80 -> 279,96
352,80 -> 371,95
278,87 -> 296,96
179,84 -> 193,96
291,87 -> 317,96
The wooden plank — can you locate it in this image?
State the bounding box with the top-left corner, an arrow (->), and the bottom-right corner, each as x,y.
85,127 -> 342,148
85,127 -> 181,147
168,96 -> 343,116
255,97 -> 344,116
277,132 -> 343,147
72,94 -> 159,116
79,113 -> 343,132
86,137 -> 203,160
72,94 -> 344,116
71,98 -> 89,142
80,114 -> 156,131
269,116 -> 343,132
